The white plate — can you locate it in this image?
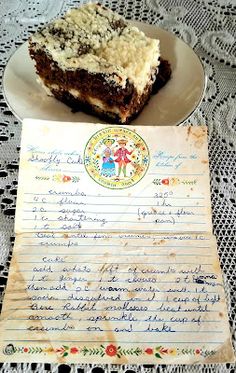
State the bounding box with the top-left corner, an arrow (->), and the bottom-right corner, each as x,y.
3,21 -> 206,126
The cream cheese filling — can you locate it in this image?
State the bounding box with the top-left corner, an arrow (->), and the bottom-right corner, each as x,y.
38,80 -> 128,122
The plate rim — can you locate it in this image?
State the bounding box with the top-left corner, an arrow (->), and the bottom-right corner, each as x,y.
3,21 -> 207,126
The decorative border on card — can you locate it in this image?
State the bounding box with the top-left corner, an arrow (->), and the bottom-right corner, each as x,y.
3,343 -> 216,360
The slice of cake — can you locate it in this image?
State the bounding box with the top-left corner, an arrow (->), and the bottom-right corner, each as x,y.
29,3 -> 171,124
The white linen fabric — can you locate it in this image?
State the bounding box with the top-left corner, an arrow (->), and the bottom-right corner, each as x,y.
0,0 -> 235,372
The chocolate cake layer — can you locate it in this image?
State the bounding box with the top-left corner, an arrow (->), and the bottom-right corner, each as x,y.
42,59 -> 170,124
50,76 -> 154,125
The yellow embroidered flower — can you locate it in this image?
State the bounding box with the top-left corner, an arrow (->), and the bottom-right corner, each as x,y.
43,347 -> 54,354
168,348 -> 177,356
53,174 -> 62,182
169,177 -> 180,186
95,154 -> 100,159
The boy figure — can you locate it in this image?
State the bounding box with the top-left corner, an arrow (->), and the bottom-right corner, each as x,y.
114,138 -> 133,177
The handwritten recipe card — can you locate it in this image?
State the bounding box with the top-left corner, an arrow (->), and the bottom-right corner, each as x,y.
0,119 -> 234,364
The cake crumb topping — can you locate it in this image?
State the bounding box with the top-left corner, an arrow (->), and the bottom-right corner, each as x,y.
30,3 -> 160,93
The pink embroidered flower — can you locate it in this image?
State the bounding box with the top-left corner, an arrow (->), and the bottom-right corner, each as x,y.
162,178 -> 169,185
145,348 -> 153,355
56,348 -> 64,353
195,348 -> 201,355
63,175 -> 71,182
70,347 -> 79,354
160,347 -> 168,354
105,344 -> 117,357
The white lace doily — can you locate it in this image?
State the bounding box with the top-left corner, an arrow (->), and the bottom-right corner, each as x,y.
0,0 -> 235,372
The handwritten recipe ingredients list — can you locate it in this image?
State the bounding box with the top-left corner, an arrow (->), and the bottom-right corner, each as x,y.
0,120 -> 234,364
15,122 -> 211,234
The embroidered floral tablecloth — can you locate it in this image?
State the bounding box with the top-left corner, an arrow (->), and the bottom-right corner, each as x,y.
0,0 -> 235,372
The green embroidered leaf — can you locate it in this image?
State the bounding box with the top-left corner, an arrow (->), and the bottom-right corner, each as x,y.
81,347 -> 88,355
63,345 -> 69,350
63,352 -> 68,357
134,348 -> 141,356
100,345 -> 105,349
117,353 -> 121,358
155,353 -> 162,359
156,346 -> 162,351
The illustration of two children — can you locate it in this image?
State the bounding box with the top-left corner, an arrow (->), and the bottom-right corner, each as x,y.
101,138 -> 133,178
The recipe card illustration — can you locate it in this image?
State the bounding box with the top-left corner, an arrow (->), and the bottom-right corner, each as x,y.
84,127 -> 150,188
0,119 -> 234,364
15,120 -> 213,234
